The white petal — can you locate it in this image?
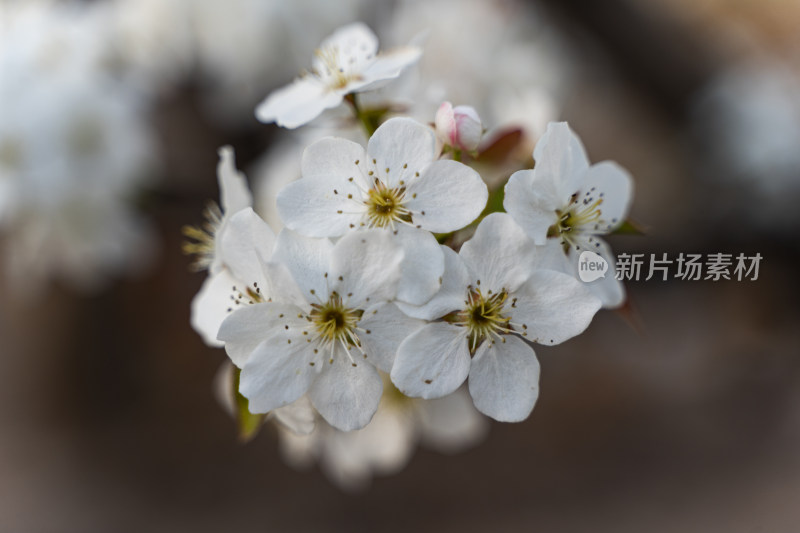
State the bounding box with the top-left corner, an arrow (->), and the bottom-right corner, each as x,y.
366,117 -> 436,189
219,208 -> 275,286
459,213 -> 539,293
301,137 -> 368,185
255,78 -> 341,129
504,168 -> 560,245
391,323 -> 471,399
468,336 -> 540,422
576,161 -> 633,234
276,175 -> 364,237
309,353 -> 383,431
419,387 -> 489,453
217,146 -> 252,214
330,229 -> 404,306
533,121 -> 590,201
405,159 -> 488,233
358,303 -> 426,372
393,225 -> 445,306
239,332 -> 320,413
357,46 -> 422,90
568,238 -> 626,308
217,302 -> 301,367
190,269 -> 238,347
396,245 -> 468,320
512,270 -> 601,345
317,22 -> 378,69
270,229 -> 333,300
271,396 -> 316,436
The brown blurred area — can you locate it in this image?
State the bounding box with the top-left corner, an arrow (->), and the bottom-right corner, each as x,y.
2,0 -> 800,531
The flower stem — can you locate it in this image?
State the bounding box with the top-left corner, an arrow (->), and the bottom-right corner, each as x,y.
345,93 -> 377,137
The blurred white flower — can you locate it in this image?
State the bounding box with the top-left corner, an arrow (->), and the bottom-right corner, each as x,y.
278,380 -> 488,491
504,122 -> 634,308
391,213 -> 600,422
256,22 -> 422,128
0,1 -> 158,292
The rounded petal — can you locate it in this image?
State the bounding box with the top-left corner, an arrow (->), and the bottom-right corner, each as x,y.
255,78 -> 341,129
391,323 -> 471,400
190,269 -> 238,347
357,46 -> 422,90
366,117 -> 437,189
504,168 -> 560,245
270,229 -> 333,299
317,22 -> 378,69
459,213 -> 538,293
393,226 -> 445,306
512,270 -> 601,345
468,336 -> 540,422
271,396 -> 316,436
568,238 -> 626,308
301,137 -> 367,184
533,121 -> 590,201
277,175 -> 365,237
217,146 -> 252,214
576,161 -> 633,234
217,302 -> 302,367
308,353 -> 383,431
331,229 -> 404,306
396,245 -> 468,320
358,303 -> 426,372
405,159 -> 488,233
219,208 -> 275,286
239,332 -> 320,413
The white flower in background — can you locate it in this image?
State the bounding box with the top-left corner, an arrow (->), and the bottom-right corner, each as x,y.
256,22 -> 422,129
278,379 -> 488,491
186,147 -> 279,347
504,122 -> 634,308
0,1 -> 157,292
277,117 -> 487,304
391,213 -> 600,422
218,229 -> 425,431
435,102 -> 483,153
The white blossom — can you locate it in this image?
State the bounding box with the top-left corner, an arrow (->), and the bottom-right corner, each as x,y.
391,213 -> 600,422
504,122 -> 634,308
218,228 -> 424,431
277,116 -> 487,304
255,22 -> 422,129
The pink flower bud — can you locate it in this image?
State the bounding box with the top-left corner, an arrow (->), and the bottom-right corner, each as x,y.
435,102 -> 482,152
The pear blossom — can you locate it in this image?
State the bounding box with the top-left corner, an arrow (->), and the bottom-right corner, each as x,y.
278,379 -> 488,491
391,213 -> 601,422
435,102 -> 482,153
186,147 -> 276,347
504,122 -> 634,308
255,22 -> 422,129
277,116 -> 488,304
218,228 -> 425,431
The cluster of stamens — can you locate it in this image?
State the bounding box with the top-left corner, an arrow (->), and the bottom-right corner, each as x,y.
308,291 -> 364,356
364,178 -> 411,229
313,47 -> 362,90
548,188 -> 608,253
452,287 -> 516,353
181,202 -> 223,271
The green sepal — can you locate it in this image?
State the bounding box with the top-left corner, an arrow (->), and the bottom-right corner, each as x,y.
232,366 -> 265,443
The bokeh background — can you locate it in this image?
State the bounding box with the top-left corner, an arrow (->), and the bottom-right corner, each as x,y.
2,0 -> 799,531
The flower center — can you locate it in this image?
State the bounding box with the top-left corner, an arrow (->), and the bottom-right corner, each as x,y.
182,202 -> 223,271
364,179 -> 411,228
309,292 -> 363,349
547,190 -> 605,253
313,47 -> 362,90
452,288 -> 513,353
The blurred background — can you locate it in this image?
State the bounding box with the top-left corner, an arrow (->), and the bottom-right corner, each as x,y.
1,0 -> 799,531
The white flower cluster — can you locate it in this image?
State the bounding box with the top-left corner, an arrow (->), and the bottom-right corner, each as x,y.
187,22 -> 634,487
